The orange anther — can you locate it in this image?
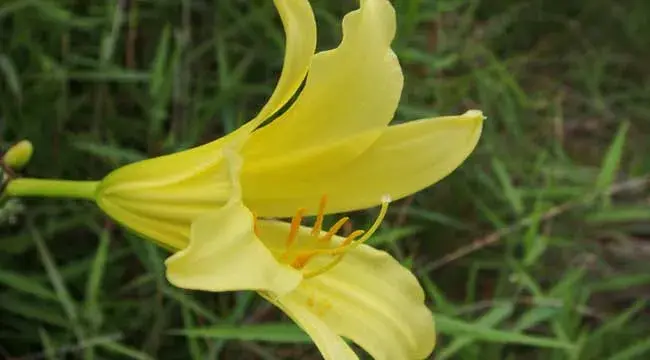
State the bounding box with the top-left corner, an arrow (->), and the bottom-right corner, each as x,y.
319,217 -> 349,243
341,230 -> 365,246
286,208 -> 306,248
311,195 -> 328,236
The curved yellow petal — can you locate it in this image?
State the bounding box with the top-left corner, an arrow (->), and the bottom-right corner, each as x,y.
165,199 -> 302,295
165,150 -> 303,295
243,110 -> 484,217
264,293 -> 359,360
98,0 -> 316,194
253,0 -> 317,123
99,196 -> 189,251
259,221 -> 435,360
243,0 -> 402,171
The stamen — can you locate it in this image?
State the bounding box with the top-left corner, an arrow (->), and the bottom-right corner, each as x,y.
341,230 -> 365,246
282,196 -> 392,279
311,195 -> 328,236
286,208 -> 305,248
318,217 -> 349,243
311,198 -> 390,257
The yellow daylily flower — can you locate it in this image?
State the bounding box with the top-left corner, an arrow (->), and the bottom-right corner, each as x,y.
91,0 -> 483,358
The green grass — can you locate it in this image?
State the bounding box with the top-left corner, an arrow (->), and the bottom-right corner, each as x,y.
2,0 -> 650,359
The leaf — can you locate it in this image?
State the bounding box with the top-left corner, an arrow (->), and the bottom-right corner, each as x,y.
72,141 -> 146,164
0,268 -> 57,301
0,294 -> 69,327
595,121 -> 629,204
586,206 -> 650,223
492,158 -> 524,215
588,273 -> 650,293
608,340 -> 650,360
437,303 -> 514,360
84,228 -> 111,329
435,314 -> 574,349
513,306 -> 560,332
0,54 -> 22,100
30,224 -> 83,336
171,323 -> 312,343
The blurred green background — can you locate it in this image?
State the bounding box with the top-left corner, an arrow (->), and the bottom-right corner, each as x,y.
2,0 -> 650,359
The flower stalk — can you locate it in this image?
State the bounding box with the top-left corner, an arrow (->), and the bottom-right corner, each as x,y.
5,178 -> 99,200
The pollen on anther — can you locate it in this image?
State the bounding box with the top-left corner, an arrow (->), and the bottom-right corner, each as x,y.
318,217 -> 349,243
286,208 -> 306,248
341,230 -> 365,246
311,195 -> 328,236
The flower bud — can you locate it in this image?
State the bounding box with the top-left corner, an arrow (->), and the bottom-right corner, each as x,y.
3,140 -> 34,170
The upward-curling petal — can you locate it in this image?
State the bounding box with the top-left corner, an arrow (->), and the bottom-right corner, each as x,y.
243,0 -> 402,173
252,0 -> 317,125
95,0 -> 317,248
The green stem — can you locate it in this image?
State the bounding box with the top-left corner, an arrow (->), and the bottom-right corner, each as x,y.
5,178 -> 99,200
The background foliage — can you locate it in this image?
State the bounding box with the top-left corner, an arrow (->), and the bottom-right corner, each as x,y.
2,0 -> 650,359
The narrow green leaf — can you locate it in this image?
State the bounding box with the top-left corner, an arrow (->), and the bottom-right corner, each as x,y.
38,327 -> 58,360
72,141 -> 146,164
595,122 -> 629,202
586,206 -> 650,223
492,158 -> 524,215
0,54 -> 22,99
84,228 -> 111,330
513,306 -> 560,332
181,306 -> 205,360
99,341 -> 155,360
0,268 -> 57,301
171,323 -> 312,343
435,314 -> 574,349
608,339 -> 650,360
0,294 -> 69,327
30,224 -> 82,337
149,26 -> 171,98
588,273 -> 650,293
438,303 -> 514,360
163,287 -> 220,323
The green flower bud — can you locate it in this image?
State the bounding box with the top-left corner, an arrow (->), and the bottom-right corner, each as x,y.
3,140 -> 34,170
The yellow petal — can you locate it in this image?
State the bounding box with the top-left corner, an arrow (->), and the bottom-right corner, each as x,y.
165,199 -> 302,295
97,0 -> 317,194
264,293 -> 359,360
253,0 -> 317,123
164,149 -> 303,295
243,0 -> 402,171
259,220 -> 435,359
243,110 -> 484,217
96,0 -> 317,240
99,195 -> 189,251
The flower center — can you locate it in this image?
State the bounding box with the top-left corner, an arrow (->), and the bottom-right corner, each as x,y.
256,195 -> 390,279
